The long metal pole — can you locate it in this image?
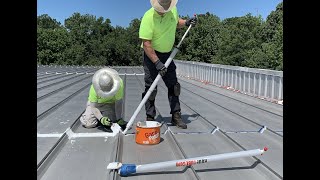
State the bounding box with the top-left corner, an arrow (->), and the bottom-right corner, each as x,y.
122,24 -> 193,134
116,147 -> 268,176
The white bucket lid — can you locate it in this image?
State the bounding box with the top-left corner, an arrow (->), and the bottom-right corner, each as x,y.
137,121 -> 161,128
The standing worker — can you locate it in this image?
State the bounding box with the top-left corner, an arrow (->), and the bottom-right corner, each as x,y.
80,68 -> 128,132
139,0 -> 197,129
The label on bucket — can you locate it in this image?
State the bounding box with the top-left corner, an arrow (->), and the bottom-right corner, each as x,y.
145,131 -> 159,143
136,121 -> 161,145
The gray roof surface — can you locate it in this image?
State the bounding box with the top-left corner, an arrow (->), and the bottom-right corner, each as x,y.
37,65 -> 283,180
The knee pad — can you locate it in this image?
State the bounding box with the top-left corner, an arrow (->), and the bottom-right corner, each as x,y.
148,89 -> 157,101
174,82 -> 181,96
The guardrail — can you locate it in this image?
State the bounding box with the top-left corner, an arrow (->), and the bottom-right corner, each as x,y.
175,60 -> 283,102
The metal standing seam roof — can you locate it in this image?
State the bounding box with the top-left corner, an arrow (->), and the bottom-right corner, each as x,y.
37,65 -> 283,180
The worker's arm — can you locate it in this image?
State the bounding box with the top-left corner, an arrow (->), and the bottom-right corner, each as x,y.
90,102 -> 103,120
115,99 -> 123,121
142,40 -> 167,76
90,102 -> 113,126
142,40 -> 159,63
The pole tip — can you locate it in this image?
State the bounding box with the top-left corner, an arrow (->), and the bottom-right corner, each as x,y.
263,147 -> 268,151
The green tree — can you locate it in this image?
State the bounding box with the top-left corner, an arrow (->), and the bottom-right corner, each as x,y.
37,14 -> 61,29
215,14 -> 264,67
126,18 -> 143,66
37,28 -> 70,64
175,13 -> 221,64
260,2 -> 283,70
37,1 -> 283,70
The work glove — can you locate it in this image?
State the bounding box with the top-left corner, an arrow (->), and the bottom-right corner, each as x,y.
155,59 -> 167,76
100,116 -> 112,126
185,17 -> 197,27
116,118 -> 128,131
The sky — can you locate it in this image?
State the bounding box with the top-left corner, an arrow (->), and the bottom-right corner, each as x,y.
37,0 -> 283,27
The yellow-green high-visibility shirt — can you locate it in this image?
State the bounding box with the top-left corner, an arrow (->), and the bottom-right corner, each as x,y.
139,7 -> 179,53
88,79 -> 124,104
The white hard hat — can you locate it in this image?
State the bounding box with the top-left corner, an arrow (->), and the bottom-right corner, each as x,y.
92,68 -> 121,98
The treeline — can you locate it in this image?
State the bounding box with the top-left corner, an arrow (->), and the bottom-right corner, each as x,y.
37,2 -> 282,70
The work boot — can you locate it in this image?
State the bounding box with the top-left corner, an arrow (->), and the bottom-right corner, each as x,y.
171,111 -> 187,129
116,118 -> 128,131
146,115 -> 155,121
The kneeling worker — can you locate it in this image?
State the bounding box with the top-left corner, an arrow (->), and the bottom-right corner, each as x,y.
80,67 -> 128,132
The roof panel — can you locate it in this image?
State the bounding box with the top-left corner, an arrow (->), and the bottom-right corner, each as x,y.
174,132 -> 280,180
37,87 -> 89,133
37,137 -> 60,164
180,78 -> 283,116
39,137 -> 116,180
227,131 -> 283,177
37,66 -> 283,180
121,135 -> 192,180
123,75 -> 148,134
177,79 -> 283,131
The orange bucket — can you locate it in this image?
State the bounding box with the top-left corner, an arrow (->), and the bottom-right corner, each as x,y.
135,121 -> 161,145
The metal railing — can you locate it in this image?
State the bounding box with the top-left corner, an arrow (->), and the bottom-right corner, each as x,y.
175,60 -> 283,101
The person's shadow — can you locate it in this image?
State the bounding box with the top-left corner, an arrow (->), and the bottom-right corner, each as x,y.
96,123 -> 113,132
157,113 -> 199,126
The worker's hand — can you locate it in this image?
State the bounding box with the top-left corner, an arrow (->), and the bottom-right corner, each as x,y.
116,118 -> 128,131
155,59 -> 167,76
185,17 -> 197,27
100,116 -> 112,126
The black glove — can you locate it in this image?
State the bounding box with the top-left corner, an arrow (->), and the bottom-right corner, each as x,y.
155,59 -> 167,76
116,118 -> 128,131
185,17 -> 197,27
